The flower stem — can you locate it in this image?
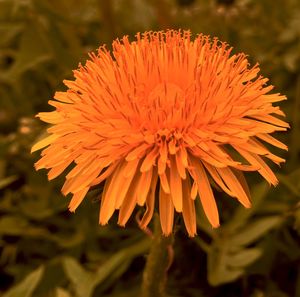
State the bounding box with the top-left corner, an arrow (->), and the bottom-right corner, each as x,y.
141,214 -> 173,297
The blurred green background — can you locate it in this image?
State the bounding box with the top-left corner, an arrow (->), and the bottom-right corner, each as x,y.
0,0 -> 300,296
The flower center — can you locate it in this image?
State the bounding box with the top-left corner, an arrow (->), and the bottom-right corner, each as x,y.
154,128 -> 183,154
148,82 -> 184,110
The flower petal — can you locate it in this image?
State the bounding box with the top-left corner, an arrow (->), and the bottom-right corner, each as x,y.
182,177 -> 197,236
189,156 -> 220,228
170,158 -> 183,212
159,186 -> 174,236
31,134 -> 59,153
216,167 -> 251,208
69,188 -> 89,212
139,171 -> 158,229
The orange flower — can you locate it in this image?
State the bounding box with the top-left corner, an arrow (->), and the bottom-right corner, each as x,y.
32,30 -> 288,237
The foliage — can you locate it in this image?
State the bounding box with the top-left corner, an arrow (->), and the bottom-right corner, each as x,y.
0,0 -> 299,296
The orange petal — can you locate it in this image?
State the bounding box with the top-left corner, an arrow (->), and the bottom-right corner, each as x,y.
251,114 -> 289,128
262,93 -> 287,103
123,158 -> 140,178
139,171 -> 158,229
191,181 -> 198,200
157,156 -> 167,175
256,133 -> 288,150
38,112 -> 64,124
66,154 -> 97,179
234,147 -> 278,186
216,167 -> 251,208
182,178 -> 197,236
202,161 -> 235,197
115,162 -> 140,209
170,159 -> 183,212
247,139 -> 285,164
54,91 -> 74,103
31,134 -> 59,153
179,146 -> 188,167
231,168 -> 251,202
90,162 -> 118,186
47,158 -> 73,180
126,143 -> 151,161
175,152 -> 187,179
159,186 -> 174,236
118,171 -> 141,226
99,161 -> 132,224
69,188 -> 89,212
159,140 -> 168,162
136,167 -> 153,206
61,166 -> 100,195
159,171 -> 171,194
140,147 -> 159,172
189,156 -> 220,228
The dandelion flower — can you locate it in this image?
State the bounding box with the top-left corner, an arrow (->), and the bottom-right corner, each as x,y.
32,30 -> 288,236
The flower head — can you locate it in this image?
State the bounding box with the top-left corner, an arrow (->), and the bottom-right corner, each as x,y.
32,30 -> 288,236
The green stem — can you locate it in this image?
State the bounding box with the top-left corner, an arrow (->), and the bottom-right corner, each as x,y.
141,215 -> 173,297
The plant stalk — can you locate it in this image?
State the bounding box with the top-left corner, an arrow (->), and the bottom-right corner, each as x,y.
141,215 -> 173,297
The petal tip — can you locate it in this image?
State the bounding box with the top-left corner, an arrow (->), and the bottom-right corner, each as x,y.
99,219 -> 108,226
211,222 -> 220,229
117,221 -> 126,227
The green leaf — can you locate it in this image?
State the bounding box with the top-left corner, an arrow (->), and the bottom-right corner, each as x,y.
230,216 -> 282,247
6,22 -> 52,79
63,257 -> 94,297
228,248 -> 262,268
210,268 -> 244,286
207,245 -> 262,286
56,288 -> 71,297
278,170 -> 300,196
206,211 -> 281,286
50,230 -> 85,248
0,215 -> 48,237
194,237 -> 211,253
208,244 -> 244,286
0,23 -> 24,47
92,259 -> 132,293
0,175 -> 18,190
3,266 -> 44,297
0,216 -> 29,235
63,238 -> 150,297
